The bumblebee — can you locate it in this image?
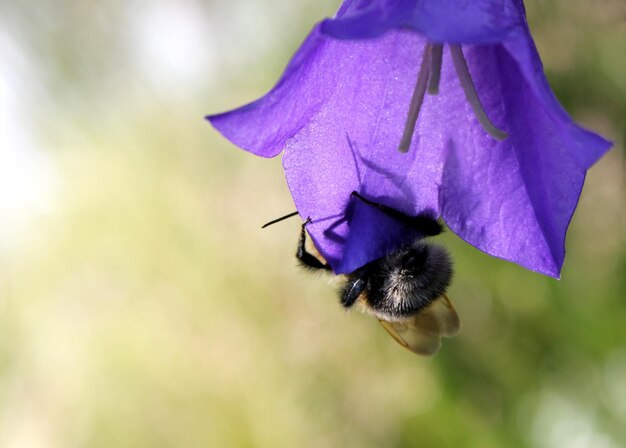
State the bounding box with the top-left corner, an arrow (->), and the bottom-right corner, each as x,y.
268,191 -> 460,355
296,191 -> 460,355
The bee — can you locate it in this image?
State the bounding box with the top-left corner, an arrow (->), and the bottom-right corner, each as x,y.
266,191 -> 460,355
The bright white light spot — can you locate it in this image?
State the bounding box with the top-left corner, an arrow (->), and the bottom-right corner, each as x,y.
602,350 -> 626,419
532,392 -> 618,448
131,1 -> 217,91
0,30 -> 58,253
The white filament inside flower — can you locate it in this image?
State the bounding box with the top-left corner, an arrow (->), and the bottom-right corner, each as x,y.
398,43 -> 508,153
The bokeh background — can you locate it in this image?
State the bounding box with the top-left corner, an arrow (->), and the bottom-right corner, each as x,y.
0,1 -> 625,447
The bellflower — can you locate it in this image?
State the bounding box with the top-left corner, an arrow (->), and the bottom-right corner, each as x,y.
207,0 -> 612,278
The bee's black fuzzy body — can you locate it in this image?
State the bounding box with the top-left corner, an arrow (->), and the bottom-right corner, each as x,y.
340,241 -> 453,320
295,191 -> 453,322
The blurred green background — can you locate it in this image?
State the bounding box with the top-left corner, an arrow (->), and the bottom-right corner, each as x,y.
0,1 -> 624,447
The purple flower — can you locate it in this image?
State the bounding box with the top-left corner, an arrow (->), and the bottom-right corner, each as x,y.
207,0 -> 612,278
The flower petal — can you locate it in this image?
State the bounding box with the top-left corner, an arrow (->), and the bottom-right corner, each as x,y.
209,26 -> 447,272
279,30 -> 445,273
322,0 -> 525,44
207,11 -> 610,277
502,26 -> 612,169
206,27 -> 329,158
439,43 -> 589,277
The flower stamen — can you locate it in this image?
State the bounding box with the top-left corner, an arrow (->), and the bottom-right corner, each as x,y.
399,43 -> 508,154
449,44 -> 508,141
427,44 -> 443,95
398,43 -> 432,153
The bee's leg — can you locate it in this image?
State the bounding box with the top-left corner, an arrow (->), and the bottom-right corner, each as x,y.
339,276 -> 367,309
350,191 -> 443,236
296,220 -> 332,271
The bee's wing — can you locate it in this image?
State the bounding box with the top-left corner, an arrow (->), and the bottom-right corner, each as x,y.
415,293 -> 461,337
378,294 -> 460,356
379,319 -> 443,356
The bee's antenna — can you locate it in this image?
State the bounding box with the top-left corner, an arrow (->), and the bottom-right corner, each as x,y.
261,211 -> 300,229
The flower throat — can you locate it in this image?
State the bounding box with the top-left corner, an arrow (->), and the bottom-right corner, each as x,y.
398,43 -> 508,153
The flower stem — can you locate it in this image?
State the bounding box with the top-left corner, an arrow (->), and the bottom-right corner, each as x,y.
427,44 -> 443,95
449,44 -> 508,141
398,43 -> 432,154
